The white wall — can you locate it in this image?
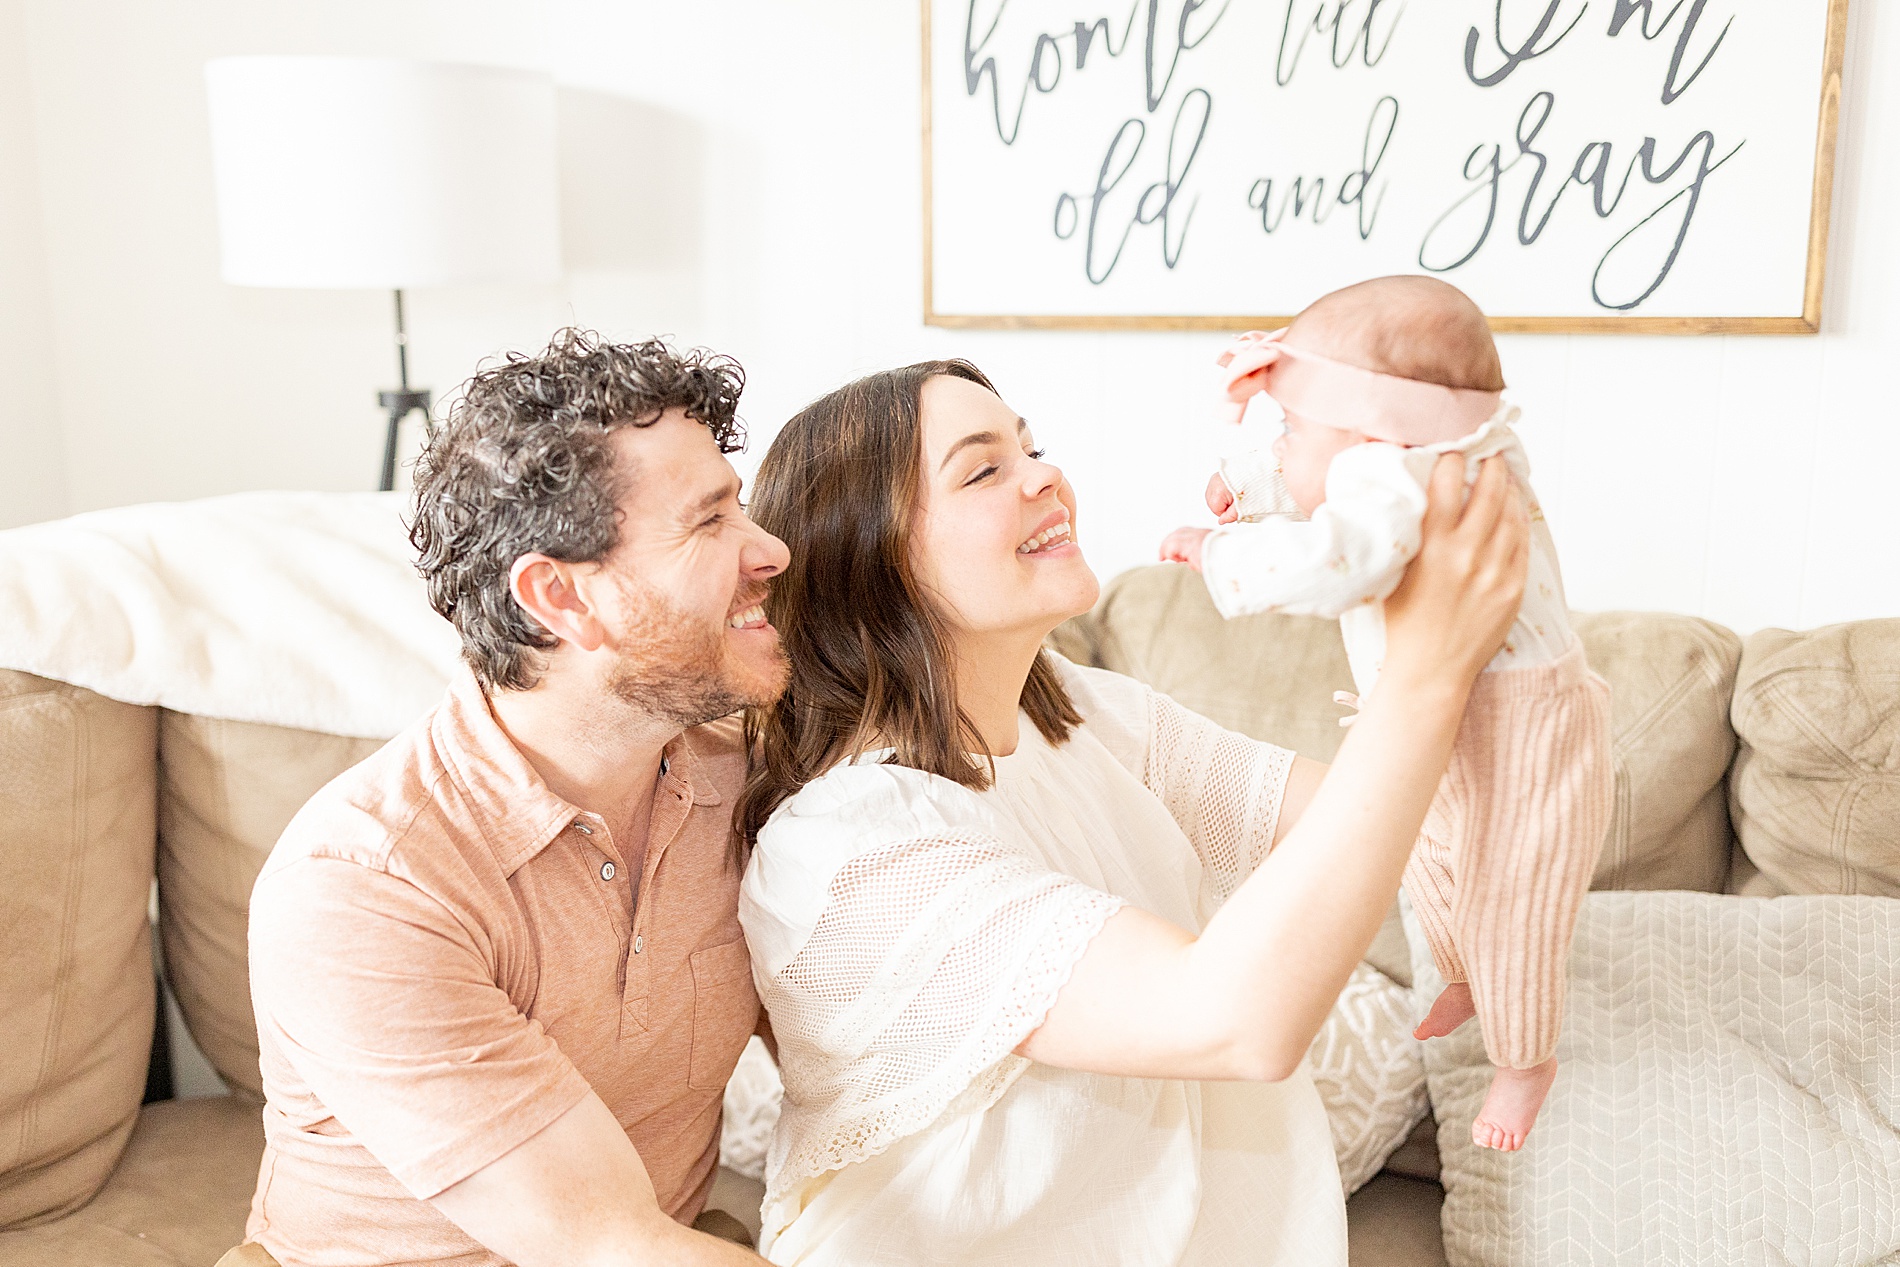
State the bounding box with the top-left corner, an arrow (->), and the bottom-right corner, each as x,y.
0,0 -> 67,527
4,0 -> 1896,631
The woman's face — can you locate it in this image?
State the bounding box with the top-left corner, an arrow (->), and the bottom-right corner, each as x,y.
912,374 -> 1099,646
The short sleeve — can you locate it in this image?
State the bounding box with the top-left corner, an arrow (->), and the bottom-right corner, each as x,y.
746,775 -> 1124,1191
249,857 -> 592,1199
1143,690 -> 1298,906
1051,657 -> 1298,907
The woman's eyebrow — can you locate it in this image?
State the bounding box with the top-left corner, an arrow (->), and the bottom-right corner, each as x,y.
937,418 -> 1027,472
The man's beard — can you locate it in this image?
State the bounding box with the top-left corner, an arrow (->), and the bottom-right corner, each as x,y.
604,578 -> 787,728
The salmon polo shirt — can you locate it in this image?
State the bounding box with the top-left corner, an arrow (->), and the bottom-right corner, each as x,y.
244,667 -> 760,1267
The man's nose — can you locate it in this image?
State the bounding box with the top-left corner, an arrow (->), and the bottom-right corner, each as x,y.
744,520 -> 790,577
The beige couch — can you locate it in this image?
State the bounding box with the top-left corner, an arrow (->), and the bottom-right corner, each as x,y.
1053,566 -> 1898,1265
2,560 -> 1894,1265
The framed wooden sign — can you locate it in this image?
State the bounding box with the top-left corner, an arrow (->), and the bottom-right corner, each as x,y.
924,0 -> 1849,332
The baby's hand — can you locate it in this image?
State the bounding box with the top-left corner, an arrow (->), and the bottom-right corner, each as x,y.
1204,472 -> 1239,524
1159,526 -> 1214,572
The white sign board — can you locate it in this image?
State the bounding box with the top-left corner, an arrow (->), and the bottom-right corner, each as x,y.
925,0 -> 1847,331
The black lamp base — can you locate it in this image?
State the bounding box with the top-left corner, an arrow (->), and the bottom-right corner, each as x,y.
377,388 -> 432,492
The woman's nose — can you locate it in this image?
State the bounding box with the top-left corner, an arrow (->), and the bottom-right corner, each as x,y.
1021,455 -> 1062,498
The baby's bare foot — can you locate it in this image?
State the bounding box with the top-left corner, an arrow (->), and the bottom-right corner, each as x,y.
1413,982 -> 1476,1040
1471,1058 -> 1558,1152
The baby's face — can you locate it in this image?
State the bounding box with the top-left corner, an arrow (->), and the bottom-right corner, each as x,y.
1272,408 -> 1369,516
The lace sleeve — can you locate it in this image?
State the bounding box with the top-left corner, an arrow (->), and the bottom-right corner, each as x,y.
1143,690 -> 1298,907
759,829 -> 1124,1196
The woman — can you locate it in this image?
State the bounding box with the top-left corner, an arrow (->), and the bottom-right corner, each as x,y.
734,360 -> 1526,1265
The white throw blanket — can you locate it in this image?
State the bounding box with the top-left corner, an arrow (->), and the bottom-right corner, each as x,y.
0,492 -> 459,738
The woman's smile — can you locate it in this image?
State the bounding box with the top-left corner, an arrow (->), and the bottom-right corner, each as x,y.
1017,513 -> 1073,556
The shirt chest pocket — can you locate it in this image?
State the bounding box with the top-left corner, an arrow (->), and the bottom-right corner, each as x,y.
688,937 -> 758,1091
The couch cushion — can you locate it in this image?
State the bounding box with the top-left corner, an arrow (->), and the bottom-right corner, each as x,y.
0,671 -> 157,1228
157,714 -> 382,1099
1407,891 -> 1900,1267
1056,564 -> 1354,764
1064,567 -> 1744,896
0,1095 -> 263,1266
1729,620 -> 1900,897
1570,611 -> 1741,893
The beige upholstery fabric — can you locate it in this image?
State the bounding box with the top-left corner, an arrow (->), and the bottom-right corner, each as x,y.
1570,612 -> 1740,894
1345,1174 -> 1450,1267
1063,569 -> 1743,897
1057,564 -> 1354,764
156,713 -> 381,1099
1409,891 -> 1900,1266
0,671 -> 157,1228
1730,619 -> 1900,897
0,1096 -> 264,1266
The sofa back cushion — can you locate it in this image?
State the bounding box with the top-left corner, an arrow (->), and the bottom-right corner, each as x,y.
1570,611 -> 1741,893
1729,620 -> 1900,897
157,713 -> 381,1099
1052,564 -> 1354,764
1062,566 -> 1742,894
0,671 -> 156,1228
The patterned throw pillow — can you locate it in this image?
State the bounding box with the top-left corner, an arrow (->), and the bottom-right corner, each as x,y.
720,1036 -> 782,1182
1305,962 -> 1433,1195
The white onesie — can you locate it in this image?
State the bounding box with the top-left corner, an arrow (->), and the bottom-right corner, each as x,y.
1199,407 -> 1574,698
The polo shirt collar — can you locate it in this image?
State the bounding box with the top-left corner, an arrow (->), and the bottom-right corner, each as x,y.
432,665 -> 718,877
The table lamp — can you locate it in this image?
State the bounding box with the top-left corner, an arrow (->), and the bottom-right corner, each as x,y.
205,57 -> 560,490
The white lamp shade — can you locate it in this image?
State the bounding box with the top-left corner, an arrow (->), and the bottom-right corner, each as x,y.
205,57 -> 560,289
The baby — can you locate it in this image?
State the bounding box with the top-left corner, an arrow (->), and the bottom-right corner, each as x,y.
1160,276 -> 1612,1151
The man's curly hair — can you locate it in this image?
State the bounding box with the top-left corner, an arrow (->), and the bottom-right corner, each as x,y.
411,328 -> 746,691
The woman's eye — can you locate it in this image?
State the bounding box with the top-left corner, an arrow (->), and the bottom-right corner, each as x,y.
964,464 -> 998,486
1026,447 -> 1046,460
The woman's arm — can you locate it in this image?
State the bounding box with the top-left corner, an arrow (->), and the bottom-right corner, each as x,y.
1018,454 -> 1527,1081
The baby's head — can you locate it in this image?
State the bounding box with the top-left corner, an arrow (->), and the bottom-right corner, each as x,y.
1271,276 -> 1504,514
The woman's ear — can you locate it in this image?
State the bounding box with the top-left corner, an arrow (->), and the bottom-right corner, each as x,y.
509,553 -> 608,653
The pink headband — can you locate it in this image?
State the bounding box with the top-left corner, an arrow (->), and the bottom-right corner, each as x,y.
1216,328 -> 1501,447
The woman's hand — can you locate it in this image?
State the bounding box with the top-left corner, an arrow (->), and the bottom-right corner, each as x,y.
1382,454 -> 1528,689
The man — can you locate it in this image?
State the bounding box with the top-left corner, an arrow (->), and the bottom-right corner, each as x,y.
231,331 -> 788,1266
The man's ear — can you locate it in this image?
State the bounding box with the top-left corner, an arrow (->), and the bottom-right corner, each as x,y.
509,553 -> 607,653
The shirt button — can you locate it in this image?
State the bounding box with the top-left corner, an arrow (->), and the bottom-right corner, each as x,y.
599,861 -> 616,881
573,821 -> 593,836
633,935 -> 644,954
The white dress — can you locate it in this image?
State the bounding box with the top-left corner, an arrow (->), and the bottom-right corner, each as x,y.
739,657 -> 1348,1266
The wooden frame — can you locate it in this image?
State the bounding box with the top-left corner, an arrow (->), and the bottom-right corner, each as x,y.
922,0 -> 1851,334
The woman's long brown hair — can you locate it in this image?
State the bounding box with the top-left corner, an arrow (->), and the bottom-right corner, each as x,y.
734,359 -> 1082,849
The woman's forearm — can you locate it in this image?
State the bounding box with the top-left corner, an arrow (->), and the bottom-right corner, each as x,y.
1019,455 -> 1524,1082
1181,664 -> 1470,1077
1019,668 -> 1471,1082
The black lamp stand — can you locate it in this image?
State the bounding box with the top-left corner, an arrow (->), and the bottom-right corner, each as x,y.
376,288 -> 432,492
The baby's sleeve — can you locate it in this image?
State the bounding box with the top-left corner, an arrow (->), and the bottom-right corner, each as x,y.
1218,448 -> 1303,522
1199,442 -> 1427,620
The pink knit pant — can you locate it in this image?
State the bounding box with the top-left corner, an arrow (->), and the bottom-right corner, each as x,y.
1401,641 -> 1613,1070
